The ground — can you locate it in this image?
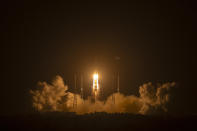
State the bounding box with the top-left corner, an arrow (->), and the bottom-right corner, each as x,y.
1,112 -> 197,131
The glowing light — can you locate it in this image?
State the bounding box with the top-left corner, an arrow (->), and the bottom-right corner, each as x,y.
93,74 -> 98,80
93,73 -> 99,90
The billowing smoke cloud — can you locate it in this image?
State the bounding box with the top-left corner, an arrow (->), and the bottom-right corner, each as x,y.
30,76 -> 68,111
139,82 -> 176,114
30,76 -> 176,115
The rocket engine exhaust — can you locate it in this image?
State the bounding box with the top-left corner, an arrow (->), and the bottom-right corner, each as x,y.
92,73 -> 99,102
30,74 -> 176,115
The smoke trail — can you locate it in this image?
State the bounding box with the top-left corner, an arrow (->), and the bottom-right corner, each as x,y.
30,76 -> 176,114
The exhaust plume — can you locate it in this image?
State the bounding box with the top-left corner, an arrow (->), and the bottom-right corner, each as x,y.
30,76 -> 176,115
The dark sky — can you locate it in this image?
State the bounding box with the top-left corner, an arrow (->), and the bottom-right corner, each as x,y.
1,1 -> 197,114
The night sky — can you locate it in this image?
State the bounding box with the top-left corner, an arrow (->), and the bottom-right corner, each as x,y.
2,1 -> 197,115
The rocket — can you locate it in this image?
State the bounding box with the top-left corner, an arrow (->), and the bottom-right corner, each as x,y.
92,73 -> 99,102
93,73 -> 99,91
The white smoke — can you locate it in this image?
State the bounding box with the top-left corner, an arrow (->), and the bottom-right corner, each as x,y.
30,76 -> 176,115
139,82 -> 176,114
30,76 -> 68,111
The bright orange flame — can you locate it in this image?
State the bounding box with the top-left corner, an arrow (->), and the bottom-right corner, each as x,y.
93,73 -> 99,90
93,74 -> 98,80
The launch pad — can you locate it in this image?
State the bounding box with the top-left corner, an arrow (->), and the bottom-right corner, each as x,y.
72,71 -> 119,107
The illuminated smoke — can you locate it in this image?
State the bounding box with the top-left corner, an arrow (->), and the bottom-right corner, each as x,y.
30,76 -> 176,115
30,76 -> 68,111
139,82 -> 176,114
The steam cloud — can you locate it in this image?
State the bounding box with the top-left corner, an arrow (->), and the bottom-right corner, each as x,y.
30,76 -> 176,115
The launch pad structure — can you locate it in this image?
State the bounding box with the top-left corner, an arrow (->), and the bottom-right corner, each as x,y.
72,72 -> 120,108
73,74 -> 77,108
